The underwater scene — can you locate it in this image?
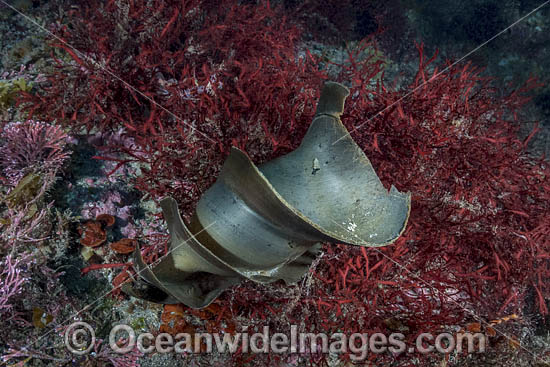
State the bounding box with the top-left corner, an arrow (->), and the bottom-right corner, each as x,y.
1,0 -> 549,366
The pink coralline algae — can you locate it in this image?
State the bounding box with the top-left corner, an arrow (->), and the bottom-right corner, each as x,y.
11,0 -> 550,365
0,65 -> 46,85
0,203 -> 52,246
0,254 -> 27,317
92,339 -> 144,367
0,120 -> 70,185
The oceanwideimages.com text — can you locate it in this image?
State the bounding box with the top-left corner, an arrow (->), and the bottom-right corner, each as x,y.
65,322 -> 487,360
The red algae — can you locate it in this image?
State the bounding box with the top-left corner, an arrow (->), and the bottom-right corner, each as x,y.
110,238 -> 137,255
13,0 -> 550,365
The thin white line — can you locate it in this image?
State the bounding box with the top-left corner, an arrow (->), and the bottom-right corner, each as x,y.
328,218 -> 543,361
0,1 -> 212,363
0,0 -> 217,145
332,0 -> 550,145
0,219 -> 217,366
0,0 -> 547,364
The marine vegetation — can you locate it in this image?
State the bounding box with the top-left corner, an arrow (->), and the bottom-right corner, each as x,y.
1,0 -> 548,366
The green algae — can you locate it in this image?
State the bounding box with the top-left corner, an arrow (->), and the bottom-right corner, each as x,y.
0,77 -> 32,111
1,173 -> 42,208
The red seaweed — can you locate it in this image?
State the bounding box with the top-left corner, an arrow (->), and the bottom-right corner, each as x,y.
18,1 -> 550,365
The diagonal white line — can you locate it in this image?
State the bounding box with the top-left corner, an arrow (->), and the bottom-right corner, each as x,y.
1,0 -> 548,364
0,1 -> 219,364
328,218 -> 544,361
0,219 -> 217,366
332,0 -> 550,145
0,0 -> 217,145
